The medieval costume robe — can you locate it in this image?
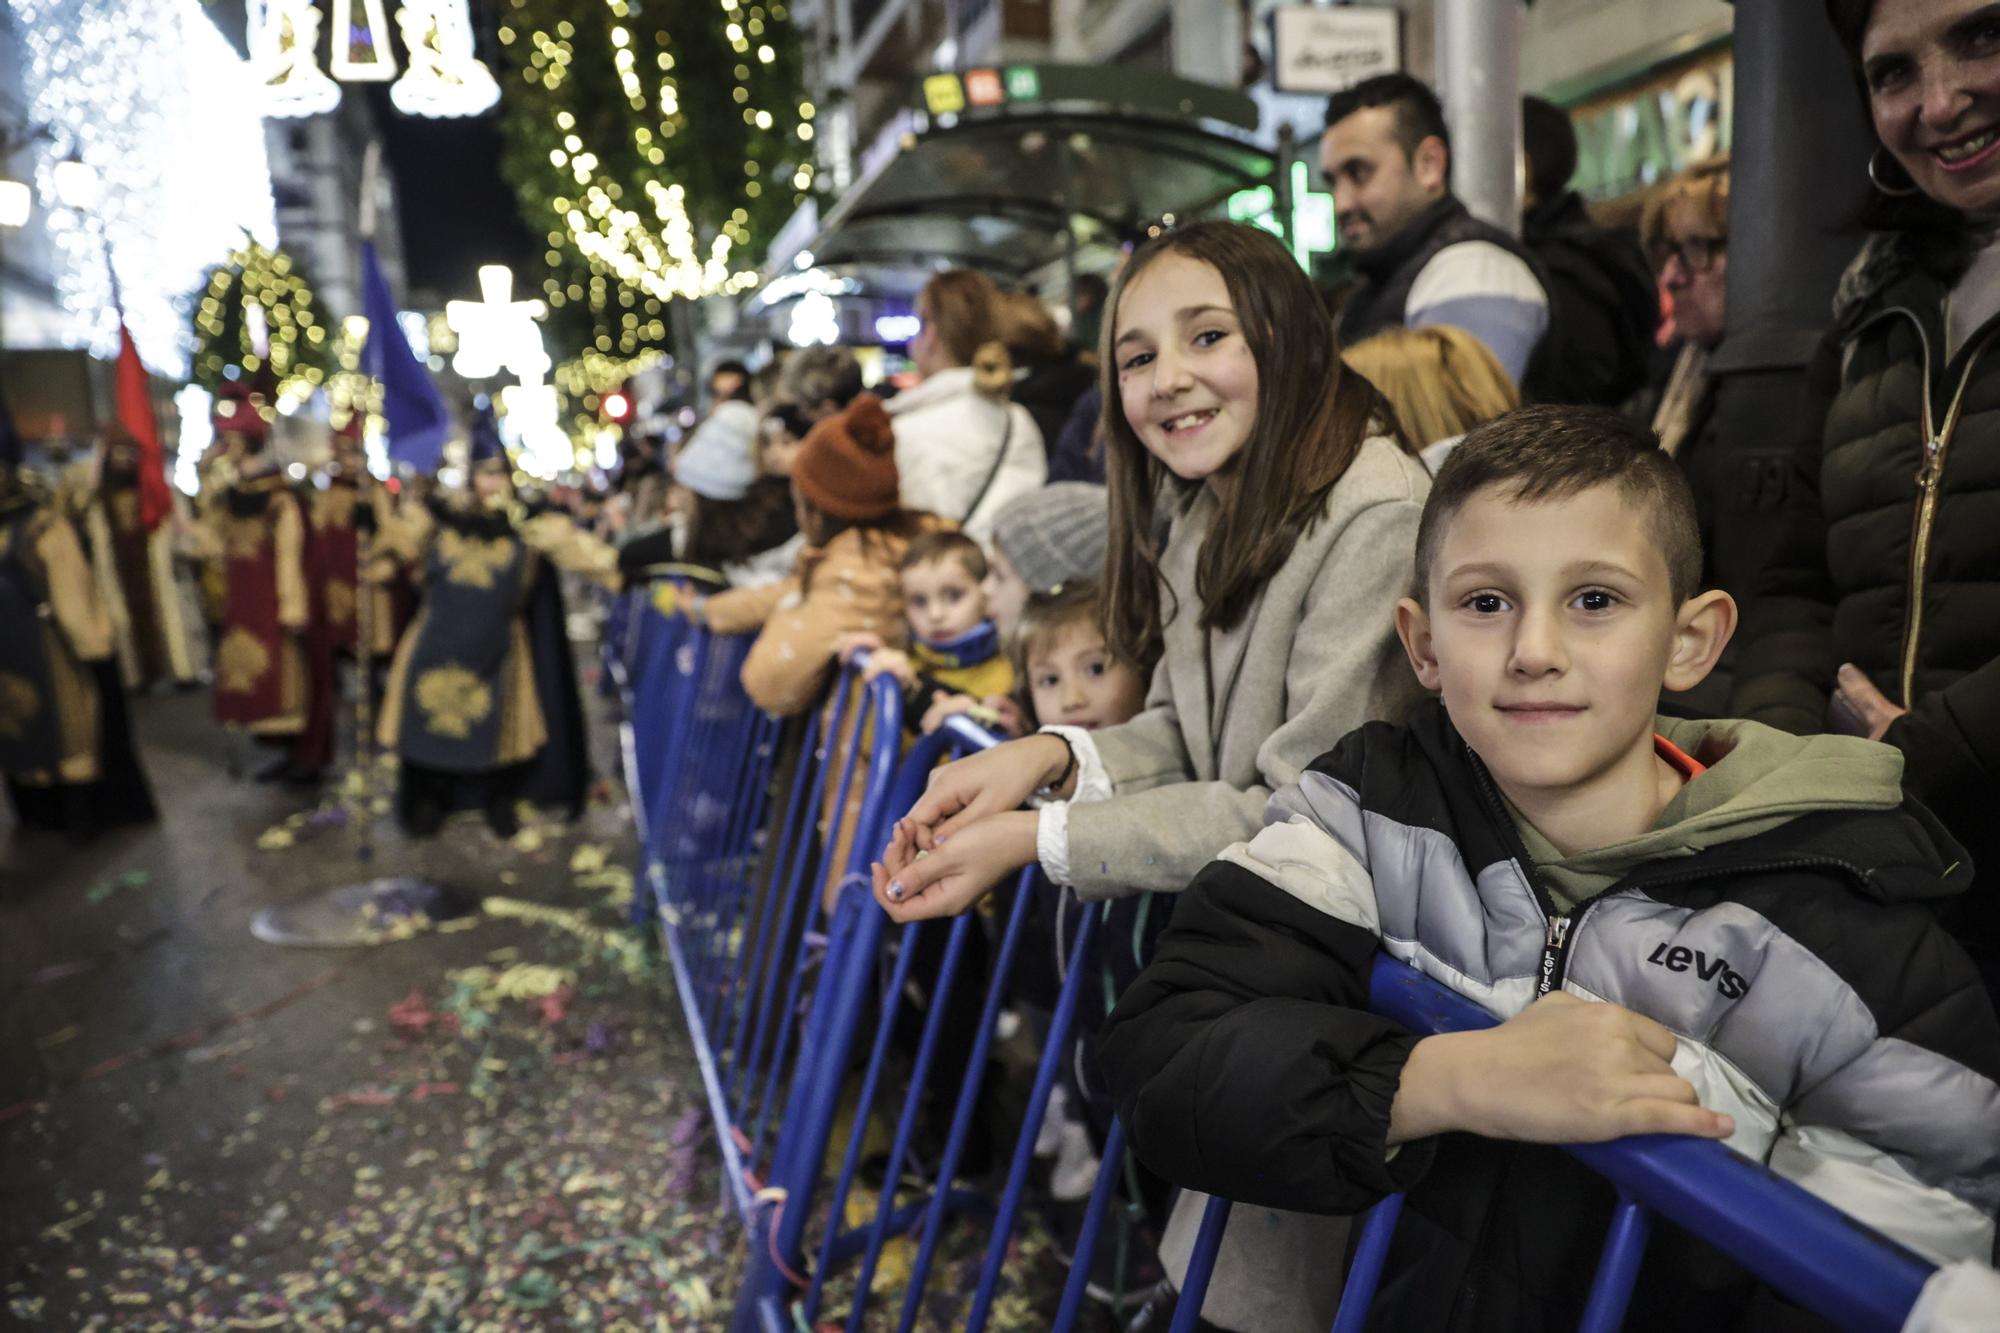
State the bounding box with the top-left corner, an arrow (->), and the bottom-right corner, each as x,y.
207,463 -> 336,778
375,496 -> 610,835
0,485 -> 156,834
87,440 -> 201,691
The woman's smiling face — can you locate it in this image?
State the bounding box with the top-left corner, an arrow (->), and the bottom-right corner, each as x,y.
1864,0 -> 2000,219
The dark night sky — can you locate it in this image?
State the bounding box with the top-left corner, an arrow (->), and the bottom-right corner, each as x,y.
362,0 -> 539,303
369,88 -> 541,302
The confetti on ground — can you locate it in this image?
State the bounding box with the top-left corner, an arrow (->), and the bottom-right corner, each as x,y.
84,870 -> 151,905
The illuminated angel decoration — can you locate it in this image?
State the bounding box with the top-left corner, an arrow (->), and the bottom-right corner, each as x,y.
390,0 -> 501,117
249,0 -> 342,118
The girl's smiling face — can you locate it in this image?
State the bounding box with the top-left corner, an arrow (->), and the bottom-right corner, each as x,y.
1111,253 -> 1261,485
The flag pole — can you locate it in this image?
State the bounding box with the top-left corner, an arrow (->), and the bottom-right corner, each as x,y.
351,142 -> 382,864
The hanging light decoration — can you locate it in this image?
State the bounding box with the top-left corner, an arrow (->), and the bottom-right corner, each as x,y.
248,0 -> 500,119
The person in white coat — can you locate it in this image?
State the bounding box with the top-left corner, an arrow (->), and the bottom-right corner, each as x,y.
890,268 -> 1046,541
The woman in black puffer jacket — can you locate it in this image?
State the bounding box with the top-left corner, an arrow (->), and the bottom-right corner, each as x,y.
1733,0 -> 2000,995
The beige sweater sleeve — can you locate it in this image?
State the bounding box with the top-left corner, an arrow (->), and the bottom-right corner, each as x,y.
739,538 -> 902,717
38,515 -> 114,661
1064,493 -> 1425,899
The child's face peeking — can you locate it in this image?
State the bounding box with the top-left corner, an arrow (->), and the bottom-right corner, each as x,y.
1111,252 -> 1260,485
1026,619 -> 1145,731
903,556 -> 987,643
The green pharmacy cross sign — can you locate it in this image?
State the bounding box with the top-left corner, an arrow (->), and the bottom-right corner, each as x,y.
1228,160 -> 1336,271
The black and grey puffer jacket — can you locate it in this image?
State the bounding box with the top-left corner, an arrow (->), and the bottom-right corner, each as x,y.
1732,230 -> 2000,974
1101,700 -> 2000,1332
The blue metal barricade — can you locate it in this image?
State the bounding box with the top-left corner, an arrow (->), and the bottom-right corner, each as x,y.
1161,954 -> 1941,1333
623,616 -> 1946,1333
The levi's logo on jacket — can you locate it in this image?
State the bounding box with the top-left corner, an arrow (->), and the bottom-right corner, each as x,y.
1646,943 -> 1751,999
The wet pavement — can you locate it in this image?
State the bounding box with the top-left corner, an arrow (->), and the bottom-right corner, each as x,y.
0,671 -> 746,1329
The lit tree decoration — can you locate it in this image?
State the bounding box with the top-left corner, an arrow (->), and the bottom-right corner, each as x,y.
390,0 -> 502,117
190,238 -> 339,400
11,0 -> 279,375
492,0 -> 812,358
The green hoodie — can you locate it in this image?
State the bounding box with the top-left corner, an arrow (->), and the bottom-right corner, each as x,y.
1506,715 -> 1908,915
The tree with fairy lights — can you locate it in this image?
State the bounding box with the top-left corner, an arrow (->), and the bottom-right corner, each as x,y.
190,238 -> 340,398
491,0 -> 813,362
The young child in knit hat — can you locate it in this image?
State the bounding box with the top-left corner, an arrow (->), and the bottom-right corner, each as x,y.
837,531 -> 1017,734
982,482 -> 1109,635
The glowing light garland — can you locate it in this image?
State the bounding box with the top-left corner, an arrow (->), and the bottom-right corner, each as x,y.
496,0 -> 807,357
13,0 -> 279,376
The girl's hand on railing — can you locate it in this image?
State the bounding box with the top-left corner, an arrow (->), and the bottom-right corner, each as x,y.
892,734 -> 1073,856
871,811 -> 1040,921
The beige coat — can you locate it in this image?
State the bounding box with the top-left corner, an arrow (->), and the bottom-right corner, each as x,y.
1072,435 -> 1430,1333
1068,433 -> 1432,902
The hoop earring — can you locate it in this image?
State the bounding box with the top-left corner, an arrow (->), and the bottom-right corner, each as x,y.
1869,147 -> 1921,198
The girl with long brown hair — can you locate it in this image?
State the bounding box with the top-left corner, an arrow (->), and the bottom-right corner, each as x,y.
869,218 -> 1432,1329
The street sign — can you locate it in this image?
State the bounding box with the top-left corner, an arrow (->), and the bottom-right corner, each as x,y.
1270,5 -> 1400,96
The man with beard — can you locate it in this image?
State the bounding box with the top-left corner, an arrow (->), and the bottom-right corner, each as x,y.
1323,73 -> 1552,390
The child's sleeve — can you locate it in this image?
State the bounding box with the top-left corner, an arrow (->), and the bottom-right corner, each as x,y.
1765,916 -> 2000,1267
1099,815 -> 1438,1217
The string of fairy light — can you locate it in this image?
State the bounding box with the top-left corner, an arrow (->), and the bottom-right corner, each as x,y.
496,0 -> 811,358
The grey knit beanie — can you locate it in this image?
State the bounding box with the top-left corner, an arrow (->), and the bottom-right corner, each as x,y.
989,482 -> 1108,595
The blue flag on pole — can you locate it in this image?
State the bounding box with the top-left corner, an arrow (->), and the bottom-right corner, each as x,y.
360,240 -> 450,473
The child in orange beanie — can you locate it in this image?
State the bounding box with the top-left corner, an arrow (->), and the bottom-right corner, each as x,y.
701,393 -> 942,714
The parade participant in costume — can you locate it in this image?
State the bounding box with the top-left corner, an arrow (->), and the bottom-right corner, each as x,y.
311,414 -> 409,666
85,427 -> 201,692
204,379 -> 336,785
0,401 -> 156,835
192,380 -> 263,649
375,416 -> 611,837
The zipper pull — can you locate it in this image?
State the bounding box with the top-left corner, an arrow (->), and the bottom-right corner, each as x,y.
1538,914 -> 1572,996
1918,437 -> 1946,488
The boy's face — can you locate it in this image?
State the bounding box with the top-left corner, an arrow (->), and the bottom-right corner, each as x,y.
1027,619 -> 1146,731
903,556 -> 986,643
1395,482 -> 1734,809
981,544 -> 1032,637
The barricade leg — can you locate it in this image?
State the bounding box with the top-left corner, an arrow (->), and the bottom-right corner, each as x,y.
964,896 -> 1104,1333
1332,1192 -> 1406,1333
888,870 -> 1041,1333
1168,1195 -> 1233,1333
1578,1195 -> 1651,1333
839,918 -> 976,1331
802,919 -> 929,1326
1052,1116 -> 1126,1332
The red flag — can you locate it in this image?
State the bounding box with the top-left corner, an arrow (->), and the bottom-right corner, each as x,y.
114,324 -> 173,532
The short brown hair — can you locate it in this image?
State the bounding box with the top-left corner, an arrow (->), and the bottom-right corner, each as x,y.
1414,405 -> 1703,604
899,529 -> 986,581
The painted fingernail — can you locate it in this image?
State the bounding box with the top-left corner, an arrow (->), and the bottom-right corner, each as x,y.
887,881 -> 905,902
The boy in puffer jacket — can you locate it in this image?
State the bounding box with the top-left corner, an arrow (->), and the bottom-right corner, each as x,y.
1101,406 -> 2000,1331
